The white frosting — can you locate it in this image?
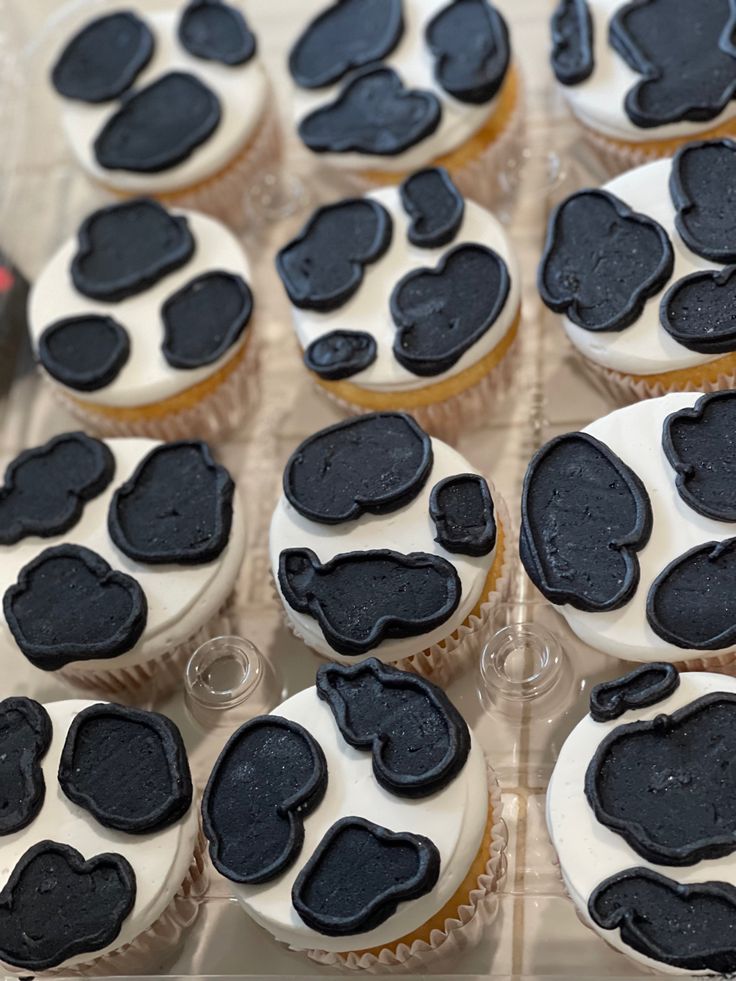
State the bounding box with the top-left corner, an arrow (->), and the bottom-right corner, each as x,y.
231,685 -> 488,952
270,435 -> 497,663
29,208 -> 252,409
291,185 -> 520,392
554,393 -> 736,664
0,438 -> 245,674
56,9 -> 268,194
558,0 -> 736,142
563,158 -> 725,376
0,699 -> 198,971
547,671 -> 736,975
290,0 -> 507,173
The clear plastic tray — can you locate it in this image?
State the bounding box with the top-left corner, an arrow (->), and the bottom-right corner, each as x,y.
0,0 -> 659,976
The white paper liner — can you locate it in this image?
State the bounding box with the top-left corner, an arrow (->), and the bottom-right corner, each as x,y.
300,761 -> 506,973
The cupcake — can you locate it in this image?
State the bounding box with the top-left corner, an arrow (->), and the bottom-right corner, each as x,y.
0,697 -> 201,974
520,391 -> 736,673
270,413 -> 511,684
539,141 -> 736,402
202,658 -> 505,969
0,432 -> 245,697
49,1 -> 277,221
275,167 -> 521,439
288,0 -> 521,206
29,197 -> 256,440
550,0 -> 736,171
548,664 -> 736,975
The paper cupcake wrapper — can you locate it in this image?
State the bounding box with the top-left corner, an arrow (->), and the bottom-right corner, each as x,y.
301,761 -> 506,973
674,649 -> 736,676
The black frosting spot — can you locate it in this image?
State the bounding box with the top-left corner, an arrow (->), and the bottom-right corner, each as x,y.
586,691 -> 736,865
391,244 -> 510,376
0,698 -> 52,836
426,0 -> 510,104
51,11 -> 153,103
647,537 -> 736,649
303,330 -> 377,380
283,413 -> 432,524
292,817 -> 440,936
161,270 -> 253,369
202,716 -> 327,884
39,315 -> 130,392
538,190 -> 674,332
94,72 -> 221,173
0,432 -> 114,545
589,663 -> 679,723
298,66 -> 442,157
589,868 -> 736,974
550,0 -> 594,85
660,265 -> 736,354
670,139 -> 736,263
663,391 -> 736,521
108,441 -> 234,565
276,199 -> 392,312
400,167 -> 465,249
178,0 -> 256,66
289,0 -> 404,89
3,544 -> 147,671
0,841 -> 135,971
317,658 -> 470,798
520,433 -> 653,612
609,0 -> 736,129
429,473 -> 496,556
71,198 -> 195,303
279,547 -> 461,656
58,704 -> 192,834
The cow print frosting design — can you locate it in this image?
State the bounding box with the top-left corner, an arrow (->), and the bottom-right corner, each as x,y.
177,0 -> 257,66
430,473 -> 496,556
0,698 -> 52,836
303,331 -> 377,381
426,0 -> 510,104
550,0 -> 594,86
670,140 -> 736,264
589,663 -> 679,722
39,315 -> 131,391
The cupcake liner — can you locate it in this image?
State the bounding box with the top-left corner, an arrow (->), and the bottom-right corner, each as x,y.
302,761 -> 506,973
674,649 -> 736,676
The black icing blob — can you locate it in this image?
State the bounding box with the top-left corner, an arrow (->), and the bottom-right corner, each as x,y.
586,692 -> 736,865
589,868 -> 736,975
426,0 -> 511,104
429,473 -> 496,556
108,441 -> 234,565
292,817 -> 440,936
317,658 -> 470,797
178,0 -> 257,66
283,413 -> 432,524
670,139 -> 736,263
298,66 -> 442,157
51,11 -> 154,103
71,198 -> 195,303
400,167 -> 465,249
589,663 -> 680,723
276,199 -> 392,312
289,0 -> 404,89
161,270 -> 253,369
660,265 -> 736,354
647,537 -> 736,649
303,330 -> 377,380
278,547 -> 461,656
550,0 -> 594,85
520,433 -> 653,612
663,391 -> 736,521
0,698 -> 52,836
39,315 -> 130,392
94,72 -> 221,174
538,189 -> 674,332
0,841 -> 135,972
3,545 -> 147,671
391,244 -> 510,376
202,716 -> 327,884
609,0 -> 736,129
0,432 -> 114,545
58,704 -> 192,834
